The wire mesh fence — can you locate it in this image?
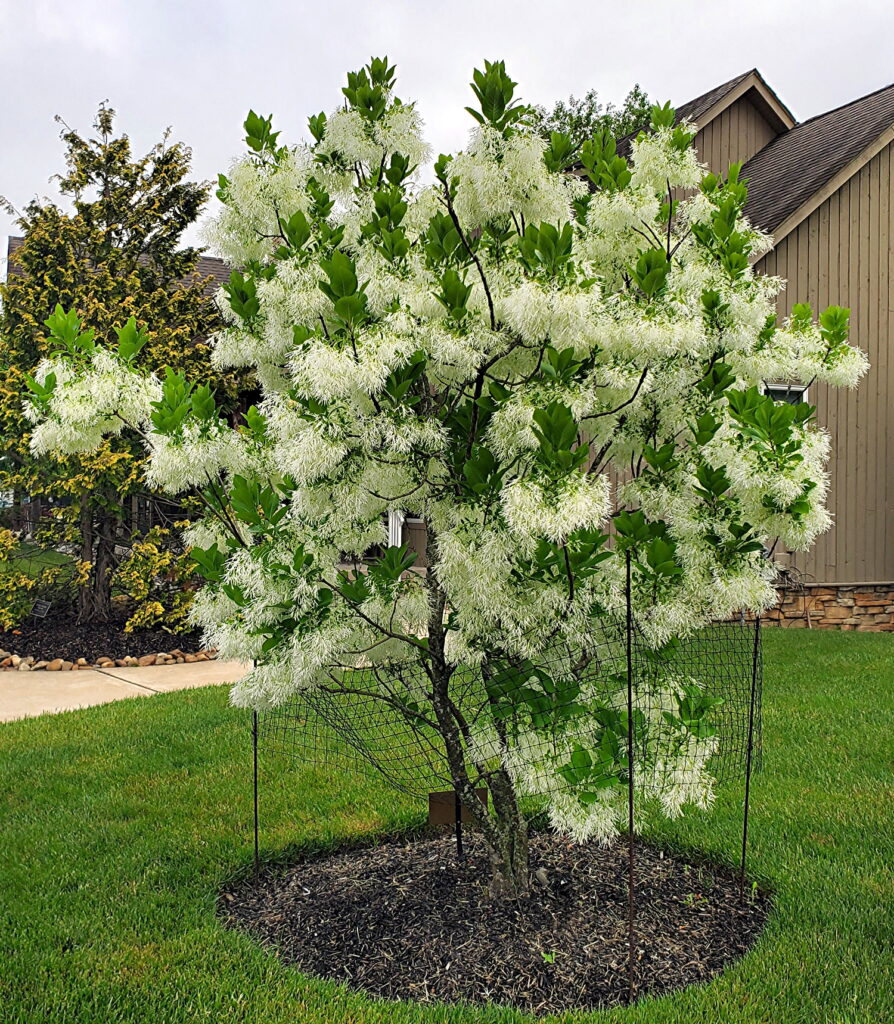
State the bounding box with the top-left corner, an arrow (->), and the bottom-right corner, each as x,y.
259,614 -> 761,799
252,574 -> 763,1002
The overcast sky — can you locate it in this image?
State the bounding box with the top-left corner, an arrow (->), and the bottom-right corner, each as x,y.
2,0 -> 893,256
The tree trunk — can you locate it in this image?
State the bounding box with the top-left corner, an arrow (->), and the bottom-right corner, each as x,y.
76,500 -> 118,624
485,768 -> 530,895
424,528 -> 530,896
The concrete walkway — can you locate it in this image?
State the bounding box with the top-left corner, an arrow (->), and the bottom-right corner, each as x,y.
0,660 -> 251,723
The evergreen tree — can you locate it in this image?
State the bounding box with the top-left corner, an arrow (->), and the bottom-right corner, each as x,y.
0,106 -> 239,622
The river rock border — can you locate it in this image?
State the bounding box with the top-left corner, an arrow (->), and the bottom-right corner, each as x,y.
0,648 -> 219,672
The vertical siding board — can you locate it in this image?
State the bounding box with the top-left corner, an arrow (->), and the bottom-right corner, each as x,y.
846,177 -> 858,577
847,176 -> 860,579
826,188 -> 841,581
694,94 -> 782,176
868,152 -> 882,576
833,182 -> 845,579
744,104 -> 752,164
859,162 -> 872,579
852,164 -> 863,577
854,165 -> 865,578
722,108 -> 730,171
880,141 -> 888,581
836,180 -> 848,579
819,196 -> 832,581
806,211 -> 824,579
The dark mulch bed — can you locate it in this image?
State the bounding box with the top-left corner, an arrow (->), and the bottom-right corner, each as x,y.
0,613 -> 204,663
220,831 -> 770,1014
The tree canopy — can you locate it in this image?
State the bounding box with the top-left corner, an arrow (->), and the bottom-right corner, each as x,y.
528,84 -> 652,146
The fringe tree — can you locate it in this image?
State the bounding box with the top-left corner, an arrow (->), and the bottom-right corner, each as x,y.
25,60 -> 867,894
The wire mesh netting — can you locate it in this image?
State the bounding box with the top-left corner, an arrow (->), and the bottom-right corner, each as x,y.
259,614 -> 761,802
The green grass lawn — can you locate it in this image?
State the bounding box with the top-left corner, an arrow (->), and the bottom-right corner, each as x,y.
0,542 -> 73,576
1,630 -> 892,1023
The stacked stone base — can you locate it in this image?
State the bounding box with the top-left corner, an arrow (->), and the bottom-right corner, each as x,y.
764,584 -> 894,631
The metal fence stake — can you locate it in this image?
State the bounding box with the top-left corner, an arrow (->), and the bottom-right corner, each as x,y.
740,615 -> 761,891
252,709 -> 260,879
454,788 -> 464,863
625,549 -> 637,1003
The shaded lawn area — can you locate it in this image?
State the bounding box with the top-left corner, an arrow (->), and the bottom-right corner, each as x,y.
1,630 -> 892,1023
0,542 -> 73,576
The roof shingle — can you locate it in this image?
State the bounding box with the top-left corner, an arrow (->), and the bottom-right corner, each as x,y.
675,69 -> 756,125
743,81 -> 894,233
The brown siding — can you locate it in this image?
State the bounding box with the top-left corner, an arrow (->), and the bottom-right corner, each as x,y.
755,139 -> 894,584
693,93 -> 779,174
405,519 -> 428,568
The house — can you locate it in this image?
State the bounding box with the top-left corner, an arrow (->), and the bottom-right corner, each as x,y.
675,70 -> 894,628
6,70 -> 893,628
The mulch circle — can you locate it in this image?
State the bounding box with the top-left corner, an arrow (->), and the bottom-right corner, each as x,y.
219,830 -> 770,1014
0,613 -> 204,663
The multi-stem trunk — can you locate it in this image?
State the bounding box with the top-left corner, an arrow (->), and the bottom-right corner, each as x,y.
76,499 -> 118,624
424,530 -> 530,896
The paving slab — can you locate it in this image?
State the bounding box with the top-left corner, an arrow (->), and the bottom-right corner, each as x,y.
0,669 -> 149,722
0,661 -> 250,723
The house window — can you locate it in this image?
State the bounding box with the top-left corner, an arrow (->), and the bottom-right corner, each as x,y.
764,383 -> 808,405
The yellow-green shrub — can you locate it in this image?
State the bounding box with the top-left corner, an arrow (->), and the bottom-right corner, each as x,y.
112,525 -> 199,632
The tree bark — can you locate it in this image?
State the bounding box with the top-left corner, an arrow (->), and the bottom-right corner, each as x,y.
76,500 -> 118,624
485,767 -> 530,895
424,528 -> 530,896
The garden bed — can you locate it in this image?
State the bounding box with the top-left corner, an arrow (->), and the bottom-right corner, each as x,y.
220,831 -> 769,1014
0,612 -> 211,669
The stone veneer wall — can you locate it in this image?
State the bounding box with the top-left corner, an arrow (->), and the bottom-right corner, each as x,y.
762,584 -> 894,631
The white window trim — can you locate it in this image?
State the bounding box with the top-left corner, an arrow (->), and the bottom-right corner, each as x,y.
763,382 -> 809,405
387,509 -> 405,548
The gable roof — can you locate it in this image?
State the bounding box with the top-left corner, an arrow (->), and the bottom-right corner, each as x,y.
5,235 -> 230,295
196,252 -> 230,288
617,67 -> 795,159
675,69 -> 755,124
676,67 -> 796,136
743,81 -> 894,237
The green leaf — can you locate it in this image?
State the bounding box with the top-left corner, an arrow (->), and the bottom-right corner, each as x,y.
115,316 -> 149,362
531,402 -> 587,473
465,59 -> 530,134
149,368 -> 194,435
244,110 -> 280,155
433,268 -> 473,322
190,544 -> 226,583
222,271 -> 260,325
367,544 -> 417,593
308,111 -> 327,143
631,247 -> 670,298
319,250 -> 359,301
243,406 -> 268,440
337,570 -> 371,604
190,384 -> 217,421
649,101 -> 676,129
